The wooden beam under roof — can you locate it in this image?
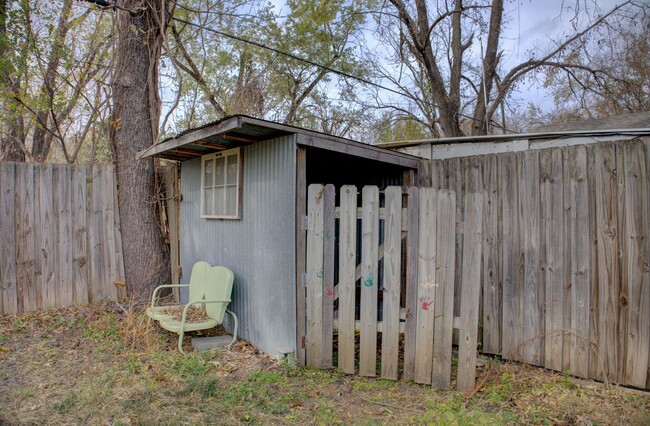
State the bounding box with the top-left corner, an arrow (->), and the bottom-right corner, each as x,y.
219,133 -> 259,144
138,116 -> 242,159
195,141 -> 229,150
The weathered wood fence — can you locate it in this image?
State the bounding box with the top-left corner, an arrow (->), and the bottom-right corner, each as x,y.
0,162 -> 125,315
305,184 -> 484,391
429,139 -> 650,389
305,139 -> 650,391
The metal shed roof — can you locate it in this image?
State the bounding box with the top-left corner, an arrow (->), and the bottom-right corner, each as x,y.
380,112 -> 650,149
138,115 -> 421,169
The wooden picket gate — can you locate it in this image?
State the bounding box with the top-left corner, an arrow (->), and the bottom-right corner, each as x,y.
305,184 -> 483,391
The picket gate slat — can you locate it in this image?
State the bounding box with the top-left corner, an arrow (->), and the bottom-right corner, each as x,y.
402,187 -> 419,381
380,187 -> 402,380
359,186 -> 379,377
322,185 -> 336,369
414,188 -> 437,385
306,184 -> 325,367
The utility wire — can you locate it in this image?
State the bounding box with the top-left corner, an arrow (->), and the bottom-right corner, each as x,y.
172,16 -> 512,133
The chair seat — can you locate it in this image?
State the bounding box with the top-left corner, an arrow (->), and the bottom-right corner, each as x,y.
146,305 -> 176,321
159,317 -> 220,333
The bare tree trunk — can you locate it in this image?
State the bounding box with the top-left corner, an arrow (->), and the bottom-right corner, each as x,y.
391,0 -> 462,137
112,0 -> 170,298
471,0 -> 503,135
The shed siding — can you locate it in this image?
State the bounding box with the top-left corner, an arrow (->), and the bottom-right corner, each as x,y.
179,135 -> 297,357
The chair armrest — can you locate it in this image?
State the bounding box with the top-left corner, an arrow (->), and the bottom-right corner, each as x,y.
150,284 -> 190,311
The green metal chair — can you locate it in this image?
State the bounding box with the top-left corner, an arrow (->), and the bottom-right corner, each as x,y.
146,261 -> 237,354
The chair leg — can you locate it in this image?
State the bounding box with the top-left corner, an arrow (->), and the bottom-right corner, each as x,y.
226,309 -> 238,348
178,330 -> 186,354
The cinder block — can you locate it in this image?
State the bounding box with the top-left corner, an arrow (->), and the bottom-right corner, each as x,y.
191,335 -> 232,352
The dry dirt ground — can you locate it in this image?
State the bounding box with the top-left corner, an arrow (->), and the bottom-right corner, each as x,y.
0,302 -> 648,425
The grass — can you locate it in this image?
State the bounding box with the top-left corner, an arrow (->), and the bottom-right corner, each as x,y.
1,302 -> 649,425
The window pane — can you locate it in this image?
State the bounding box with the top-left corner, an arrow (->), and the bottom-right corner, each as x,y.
226,186 -> 237,216
226,155 -> 238,185
203,158 -> 214,187
214,187 -> 225,216
203,188 -> 213,216
215,157 -> 225,186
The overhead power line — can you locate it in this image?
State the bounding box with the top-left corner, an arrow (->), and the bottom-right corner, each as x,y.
171,16 -> 513,134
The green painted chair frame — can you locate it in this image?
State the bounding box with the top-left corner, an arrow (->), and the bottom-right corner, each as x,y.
146,262 -> 238,354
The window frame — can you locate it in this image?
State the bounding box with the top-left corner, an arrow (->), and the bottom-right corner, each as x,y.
200,147 -> 242,219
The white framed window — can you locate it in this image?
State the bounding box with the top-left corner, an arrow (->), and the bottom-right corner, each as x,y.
201,148 -> 242,219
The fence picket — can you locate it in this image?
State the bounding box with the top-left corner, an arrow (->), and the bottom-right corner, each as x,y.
522,150 -> 543,366
457,192 -> 484,392
594,144 -> 619,383
500,153 -> 521,361
621,142 -> 650,388
359,186 -> 379,377
0,163 -> 17,314
72,166 -> 88,304
338,185 -> 357,374
431,190 -> 456,389
102,166 -> 118,299
541,149 -> 564,372
380,187 -> 402,380
17,163 -> 36,312
322,184 -> 336,368
402,187 -> 419,381
568,146 -> 590,378
57,166 -> 73,306
38,165 -> 58,309
414,188 -> 437,385
306,184 -> 325,367
481,155 -> 500,355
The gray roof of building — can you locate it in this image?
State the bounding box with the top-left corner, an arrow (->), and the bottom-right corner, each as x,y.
531,111 -> 650,132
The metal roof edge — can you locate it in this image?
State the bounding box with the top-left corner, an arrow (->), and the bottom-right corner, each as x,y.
379,128 -> 650,149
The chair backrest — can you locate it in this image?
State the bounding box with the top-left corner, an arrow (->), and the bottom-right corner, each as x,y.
188,262 -> 234,322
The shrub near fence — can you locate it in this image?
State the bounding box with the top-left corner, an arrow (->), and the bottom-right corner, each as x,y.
0,162 -> 125,315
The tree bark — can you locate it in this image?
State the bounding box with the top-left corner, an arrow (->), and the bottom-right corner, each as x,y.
112,0 -> 170,298
471,0 -> 503,135
390,0 -> 462,137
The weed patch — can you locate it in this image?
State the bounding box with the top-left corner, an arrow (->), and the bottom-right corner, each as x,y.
0,303 -> 648,425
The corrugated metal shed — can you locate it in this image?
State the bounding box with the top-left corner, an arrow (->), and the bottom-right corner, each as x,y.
179,135 -> 297,356
141,115 -> 422,361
